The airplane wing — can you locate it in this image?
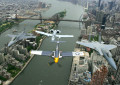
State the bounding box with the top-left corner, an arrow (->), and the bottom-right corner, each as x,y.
76,41 -> 95,49
7,34 -> 16,38
95,48 -> 103,55
56,35 -> 74,38
104,44 -> 117,50
35,31 -> 52,36
30,50 -> 53,56
61,52 -> 84,57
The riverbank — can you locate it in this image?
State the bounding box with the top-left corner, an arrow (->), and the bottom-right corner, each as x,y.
0,20 -> 24,35
3,36 -> 46,85
51,10 -> 66,25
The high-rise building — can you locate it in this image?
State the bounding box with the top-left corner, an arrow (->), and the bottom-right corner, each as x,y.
98,0 -> 101,7
42,3 -> 46,8
96,11 -> 104,22
100,3 -> 104,10
101,14 -> 107,29
108,1 -> 114,10
115,59 -> 120,84
38,2 -> 42,8
91,66 -> 108,85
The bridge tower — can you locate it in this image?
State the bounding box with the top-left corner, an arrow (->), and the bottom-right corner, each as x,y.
56,14 -> 59,26
15,10 -> 18,21
15,13 -> 18,21
79,15 -> 83,29
39,13 -> 42,24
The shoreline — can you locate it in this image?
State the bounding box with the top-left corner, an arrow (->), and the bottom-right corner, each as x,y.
68,55 -> 74,85
0,20 -> 24,35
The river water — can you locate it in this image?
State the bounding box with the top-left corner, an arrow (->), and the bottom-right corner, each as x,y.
0,0 -> 84,85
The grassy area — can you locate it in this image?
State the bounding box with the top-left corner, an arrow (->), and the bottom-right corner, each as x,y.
27,45 -> 34,52
49,23 -> 56,29
0,21 -> 14,33
0,76 -> 7,81
7,64 -> 20,77
34,24 -> 38,29
58,11 -> 66,18
36,35 -> 43,46
24,56 -> 30,62
38,24 -> 45,26
91,35 -> 99,41
0,19 -> 24,34
34,24 -> 45,29
88,49 -> 93,56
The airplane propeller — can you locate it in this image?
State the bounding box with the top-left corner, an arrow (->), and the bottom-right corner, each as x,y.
48,61 -> 62,67
48,61 -> 55,66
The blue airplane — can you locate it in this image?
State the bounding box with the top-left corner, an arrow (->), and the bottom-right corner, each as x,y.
7,30 -> 36,47
76,32 -> 117,70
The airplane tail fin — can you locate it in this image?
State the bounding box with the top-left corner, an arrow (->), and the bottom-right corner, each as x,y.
52,38 -> 66,43
23,24 -> 26,33
98,32 -> 101,43
58,41 -> 66,43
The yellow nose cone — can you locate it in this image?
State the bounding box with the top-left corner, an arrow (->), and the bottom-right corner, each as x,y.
54,58 -> 59,63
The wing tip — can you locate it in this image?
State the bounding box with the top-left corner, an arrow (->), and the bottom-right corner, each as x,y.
30,50 -> 33,54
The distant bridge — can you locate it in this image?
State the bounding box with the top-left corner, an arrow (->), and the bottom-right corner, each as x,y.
10,13 -> 102,29
14,17 -> 101,24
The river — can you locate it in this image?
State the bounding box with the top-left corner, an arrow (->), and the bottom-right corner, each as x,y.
0,0 -> 84,85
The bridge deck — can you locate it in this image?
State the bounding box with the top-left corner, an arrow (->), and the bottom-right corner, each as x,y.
11,17 -> 101,24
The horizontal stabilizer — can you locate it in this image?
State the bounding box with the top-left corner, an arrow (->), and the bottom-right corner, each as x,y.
56,35 -> 74,38
52,41 -> 66,43
7,34 -> 16,38
62,52 -> 84,57
104,44 -> 117,50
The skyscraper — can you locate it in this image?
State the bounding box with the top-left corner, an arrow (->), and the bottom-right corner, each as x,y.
108,1 -> 114,10
98,0 -> 101,7
101,14 -> 107,29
